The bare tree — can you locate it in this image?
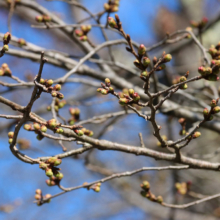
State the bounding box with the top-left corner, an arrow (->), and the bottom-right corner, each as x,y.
1,0 -> 220,219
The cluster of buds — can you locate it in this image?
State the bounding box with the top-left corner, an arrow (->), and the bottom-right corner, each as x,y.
104,0 -> 119,13
190,17 -> 208,29
140,181 -> 163,204
198,65 -> 219,81
97,78 -> 114,96
68,107 -> 80,125
40,78 -> 64,99
8,131 -> 14,144
175,181 -> 191,195
90,182 -> 101,192
1,32 -> 11,55
178,118 -> 186,135
81,128 -> 93,137
186,131 -> 201,139
156,135 -> 167,147
23,122 -> 48,141
39,157 -> 63,187
35,189 -> 51,206
75,25 -> 92,42
18,38 -> 26,46
35,15 -> 51,23
118,88 -> 140,106
0,63 -> 12,77
47,99 -> 66,112
203,99 -> 220,121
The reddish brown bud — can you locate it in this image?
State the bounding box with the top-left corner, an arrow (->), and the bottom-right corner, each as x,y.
132,92 -> 140,102
3,32 -> 11,44
75,29 -> 84,37
80,35 -> 87,42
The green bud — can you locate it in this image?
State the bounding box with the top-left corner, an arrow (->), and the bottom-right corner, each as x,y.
142,57 -> 150,67
133,92 -> 140,102
39,78 -> 45,84
193,131 -> 201,139
35,15 -> 43,22
210,99 -> 217,107
203,108 -> 209,116
80,35 -> 87,42
54,159 -> 62,166
8,131 -> 14,138
140,181 -> 150,190
179,76 -> 186,82
94,186 -> 100,192
156,64 -> 166,71
57,93 -> 64,100
41,125 -> 47,132
54,172 -> 64,180
76,130 -> 84,136
44,194 -> 52,203
45,169 -> 53,177
213,106 -> 220,114
163,54 -> 172,62
53,84 -> 61,91
43,15 -> 51,22
108,17 -> 117,28
101,89 -> 108,95
33,123 -> 40,130
47,119 -> 57,129
138,44 -> 146,56
141,71 -> 149,78
119,98 -> 129,106
24,124 -> 32,131
3,45 -> 9,51
56,128 -> 64,134
8,138 -> 13,144
39,162 -> 47,170
157,196 -> 163,203
105,78 -> 111,85
128,89 -> 134,96
180,83 -> 188,90
47,79 -> 53,86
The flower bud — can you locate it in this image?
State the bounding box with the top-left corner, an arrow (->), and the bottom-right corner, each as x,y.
108,87 -> 114,92
205,67 -> 212,75
105,78 -> 111,86
8,131 -> 14,138
163,54 -> 172,62
54,172 -> 64,180
51,91 -> 57,97
178,118 -> 186,125
198,66 -> 206,75
8,138 -> 13,144
39,162 -> 47,170
141,71 -> 149,78
142,57 -> 150,67
119,98 -> 129,106
35,194 -> 41,200
35,16 -> 43,22
156,64 -> 166,71
101,89 -> 108,95
190,20 -> 199,28
157,196 -> 163,203
0,69 -> 4,76
108,17 -> 117,28
132,92 -> 140,102
138,44 -> 146,56
44,194 -> 52,203
94,186 -> 100,192
56,128 -> 64,134
153,56 -> 157,64
45,169 -> 53,177
179,76 -> 187,82
140,181 -> 150,190
75,29 -> 84,37
36,134 -> 44,141
35,189 -> 42,195
3,45 -> 9,51
18,38 -> 26,46
54,158 -> 62,166
111,6 -> 119,12
76,129 -> 84,136
33,123 -> 40,130
80,35 -> 87,42
24,124 -> 32,131
193,131 -> 201,139
128,89 -> 134,97
46,179 -> 56,186
213,106 -> 220,114
40,125 -> 47,132
203,108 -> 209,116
43,15 -> 51,22
4,67 -> 11,76
47,119 -> 57,129
210,99 -> 217,107
104,3 -> 110,11
53,84 -> 61,91
180,83 -> 188,90
57,93 -> 64,100
40,78 -> 45,84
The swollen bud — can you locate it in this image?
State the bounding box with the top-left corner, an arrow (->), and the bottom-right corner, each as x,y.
35,16 -> 43,22
141,71 -> 149,78
80,35 -> 87,42
47,119 -> 57,129
119,98 -> 129,106
180,83 -> 188,90
45,169 -> 53,177
3,45 -> 9,51
39,162 -> 47,170
140,181 -> 150,190
54,158 -> 62,166
193,131 -> 201,139
163,54 -> 172,62
41,125 -> 47,132
203,108 -> 209,116
8,131 -> 14,138
210,99 -> 217,107
179,76 -> 187,82
213,106 -> 220,114
128,89 -> 134,97
157,196 -> 163,203
132,92 -> 140,102
24,124 -> 32,131
142,57 -> 150,67
53,84 -> 61,91
108,17 -> 117,28
138,44 -> 146,56
33,123 -> 40,130
105,78 -> 111,86
54,172 -> 64,180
